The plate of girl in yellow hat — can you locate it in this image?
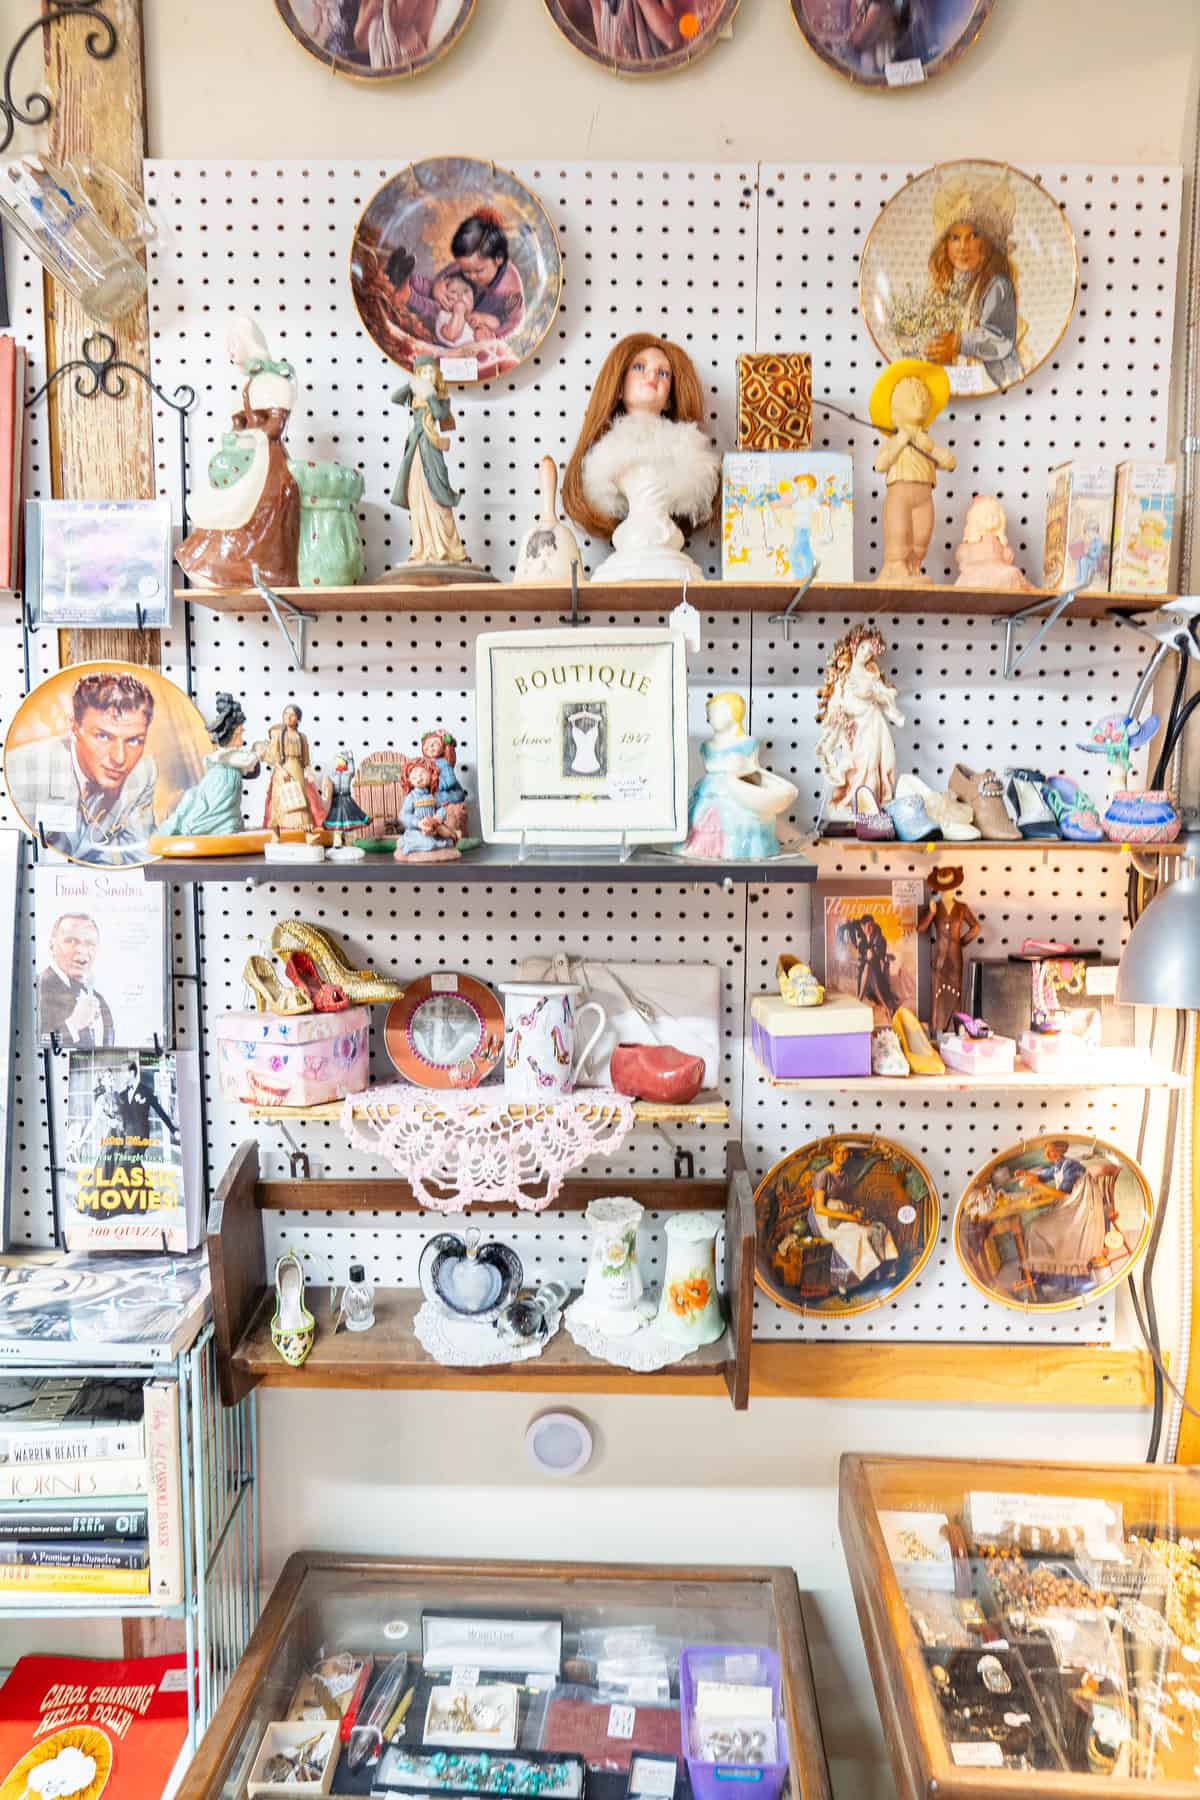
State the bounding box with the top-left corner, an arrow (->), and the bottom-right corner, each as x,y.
860,159 -> 1078,398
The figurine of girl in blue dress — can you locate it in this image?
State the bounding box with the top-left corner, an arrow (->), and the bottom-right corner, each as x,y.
679,692 -> 799,861
151,693 -> 270,855
393,755 -> 463,864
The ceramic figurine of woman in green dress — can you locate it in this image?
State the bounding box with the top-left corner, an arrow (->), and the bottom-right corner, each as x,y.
150,694 -> 271,857
384,355 -> 493,583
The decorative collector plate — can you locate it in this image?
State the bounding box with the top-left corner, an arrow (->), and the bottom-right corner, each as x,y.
754,1132 -> 939,1318
350,157 -> 562,381
790,0 -> 995,91
3,661 -> 211,870
954,1133 -> 1152,1313
859,158 -> 1078,397
542,0 -> 740,78
274,0 -> 475,82
384,973 -> 504,1089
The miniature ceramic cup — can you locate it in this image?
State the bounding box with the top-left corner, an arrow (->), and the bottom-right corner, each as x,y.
654,1211 -> 724,1347
499,982 -> 607,1101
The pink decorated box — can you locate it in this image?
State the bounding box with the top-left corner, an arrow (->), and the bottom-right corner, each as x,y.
215,1007 -> 370,1107
938,1031 -> 1016,1075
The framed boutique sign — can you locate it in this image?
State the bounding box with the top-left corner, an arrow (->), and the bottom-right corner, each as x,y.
475,628 -> 689,847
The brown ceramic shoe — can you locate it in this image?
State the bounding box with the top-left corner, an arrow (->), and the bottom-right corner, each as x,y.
947,765 -> 1021,841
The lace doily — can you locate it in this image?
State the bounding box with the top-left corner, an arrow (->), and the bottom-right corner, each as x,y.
413,1300 -> 562,1367
565,1299 -> 725,1372
342,1084 -> 636,1210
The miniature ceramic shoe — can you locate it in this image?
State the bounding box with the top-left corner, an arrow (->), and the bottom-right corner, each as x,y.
885,792 -> 939,841
1102,789 -> 1181,843
270,920 -> 404,1003
1003,769 -> 1059,839
243,954 -> 313,1015
953,1012 -> 992,1039
895,773 -> 980,841
1045,775 -> 1105,842
777,954 -> 825,1006
892,1007 -> 945,1076
283,950 -> 350,1012
947,765 -> 1021,841
270,1250 -> 315,1367
853,786 -> 895,841
871,1026 -> 910,1076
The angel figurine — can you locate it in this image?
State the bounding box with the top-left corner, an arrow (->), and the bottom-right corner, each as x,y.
815,626 -> 905,822
176,317 -> 300,589
562,334 -> 720,585
384,355 -> 493,584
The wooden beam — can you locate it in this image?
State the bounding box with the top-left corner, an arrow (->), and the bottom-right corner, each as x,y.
43,0 -> 156,668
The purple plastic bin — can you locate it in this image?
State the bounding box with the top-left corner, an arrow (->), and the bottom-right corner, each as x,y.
679,1644 -> 787,1800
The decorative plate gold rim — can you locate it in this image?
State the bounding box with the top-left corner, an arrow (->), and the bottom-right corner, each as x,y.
753,1130 -> 940,1320
858,156 -> 1080,400
789,0 -> 996,92
541,0 -> 742,79
273,0 -> 477,83
952,1131 -> 1153,1315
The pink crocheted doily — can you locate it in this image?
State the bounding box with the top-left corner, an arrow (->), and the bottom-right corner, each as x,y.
341,1084 -> 636,1211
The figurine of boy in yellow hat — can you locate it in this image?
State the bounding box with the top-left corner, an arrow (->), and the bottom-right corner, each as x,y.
870,359 -> 956,585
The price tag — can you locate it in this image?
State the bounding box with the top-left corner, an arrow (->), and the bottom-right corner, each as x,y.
892,879 -> 924,904
897,1205 -> 917,1225
629,1758 -> 678,1797
951,1743 -> 1003,1767
159,1668 -> 189,1692
607,1704 -> 636,1739
450,1666 -> 480,1691
611,773 -> 648,800
884,56 -> 925,85
440,355 -> 479,382
669,597 -> 702,653
431,973 -> 460,993
951,364 -> 988,395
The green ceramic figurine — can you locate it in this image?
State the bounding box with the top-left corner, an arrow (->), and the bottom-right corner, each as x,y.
288,458 -> 365,588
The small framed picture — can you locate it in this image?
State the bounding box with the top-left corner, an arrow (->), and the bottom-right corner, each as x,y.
813,878 -> 928,1028
475,627 -> 689,847
25,498 -> 173,629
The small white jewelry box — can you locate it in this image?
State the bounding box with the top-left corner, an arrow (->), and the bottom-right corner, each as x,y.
423,1683 -> 519,1750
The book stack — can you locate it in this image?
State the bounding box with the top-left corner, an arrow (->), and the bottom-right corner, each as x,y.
0,335 -> 26,597
0,1376 -> 183,1604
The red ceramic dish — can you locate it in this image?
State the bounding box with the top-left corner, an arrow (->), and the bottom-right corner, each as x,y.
609,1043 -> 705,1105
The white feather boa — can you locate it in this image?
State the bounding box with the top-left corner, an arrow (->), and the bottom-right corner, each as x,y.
581,413 -> 720,526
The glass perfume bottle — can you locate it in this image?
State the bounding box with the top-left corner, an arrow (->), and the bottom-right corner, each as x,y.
339,1263 -> 376,1333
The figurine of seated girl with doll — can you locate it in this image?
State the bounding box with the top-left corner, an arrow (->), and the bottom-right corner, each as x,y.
392,727 -> 476,863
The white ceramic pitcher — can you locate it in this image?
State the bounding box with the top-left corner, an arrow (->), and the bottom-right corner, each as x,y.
499,981 -> 606,1101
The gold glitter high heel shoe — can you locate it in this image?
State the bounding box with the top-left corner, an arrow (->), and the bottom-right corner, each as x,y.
243,954 -> 313,1015
270,919 -> 405,1003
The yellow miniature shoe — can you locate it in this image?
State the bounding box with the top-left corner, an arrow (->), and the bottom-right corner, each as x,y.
892,1007 -> 946,1076
270,1250 -> 315,1367
777,954 -> 825,1007
270,919 -> 404,1003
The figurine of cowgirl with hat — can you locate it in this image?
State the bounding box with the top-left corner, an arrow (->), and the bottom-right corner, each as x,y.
870,358 -> 956,586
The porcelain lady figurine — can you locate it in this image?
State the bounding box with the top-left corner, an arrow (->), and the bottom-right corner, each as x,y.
393,755 -> 462,863
954,494 -> 1034,592
870,358 -> 956,585
385,355 -> 493,584
917,865 -> 982,1036
815,626 -> 905,822
150,693 -> 271,857
679,691 -> 798,860
655,1212 -> 724,1348
572,1196 -> 654,1337
321,750 -> 370,860
562,334 -> 720,586
262,703 -> 326,841
176,317 -> 300,589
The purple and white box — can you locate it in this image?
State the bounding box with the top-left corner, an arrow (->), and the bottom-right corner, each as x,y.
750,993 -> 873,1079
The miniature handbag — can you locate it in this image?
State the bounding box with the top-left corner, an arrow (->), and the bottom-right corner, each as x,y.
514,953 -> 721,1089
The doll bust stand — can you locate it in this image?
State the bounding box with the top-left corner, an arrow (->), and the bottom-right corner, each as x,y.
590,467 -> 706,587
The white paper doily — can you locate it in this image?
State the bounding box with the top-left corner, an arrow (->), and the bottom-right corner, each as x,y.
413,1300 -> 563,1367
565,1300 -> 726,1371
342,1084 -> 636,1210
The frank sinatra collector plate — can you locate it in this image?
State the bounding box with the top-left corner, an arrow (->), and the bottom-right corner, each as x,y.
754,1132 -> 939,1319
543,0 -> 740,78
790,0 -> 995,91
859,159 -> 1078,398
350,158 -> 562,382
954,1132 -> 1152,1313
275,0 -> 476,82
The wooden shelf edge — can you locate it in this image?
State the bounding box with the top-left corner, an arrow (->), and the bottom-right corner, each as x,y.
246,1093 -> 730,1126
749,1342 -> 1154,1406
757,1067 -> 1186,1094
811,836 -> 1185,857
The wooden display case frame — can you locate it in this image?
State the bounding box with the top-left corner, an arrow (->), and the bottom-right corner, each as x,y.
207,1140 -> 758,1411
177,1550 -> 833,1800
840,1451 -> 1200,1800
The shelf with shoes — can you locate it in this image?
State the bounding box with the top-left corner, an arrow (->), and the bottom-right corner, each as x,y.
810,835 -> 1186,856
143,843 -> 819,884
754,1066 -> 1187,1094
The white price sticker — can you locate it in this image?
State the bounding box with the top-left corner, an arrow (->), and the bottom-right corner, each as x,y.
440,355 -> 479,382
950,363 -> 988,395
892,879 -> 924,903
951,1743 -> 1004,1767
897,1205 -> 917,1225
629,1759 -> 677,1797
450,1666 -> 481,1691
884,56 -> 925,85
431,973 -> 460,993
607,1704 -> 636,1740
610,773 -> 648,800
158,1668 -> 189,1692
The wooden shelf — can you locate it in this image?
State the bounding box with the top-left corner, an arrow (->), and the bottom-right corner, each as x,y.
812,835 -> 1187,856
178,580 -> 1173,621
757,1064 -> 1186,1094
143,844 -> 816,886
245,1092 -> 729,1127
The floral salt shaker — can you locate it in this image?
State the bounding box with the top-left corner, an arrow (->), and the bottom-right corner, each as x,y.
654,1212 -> 724,1347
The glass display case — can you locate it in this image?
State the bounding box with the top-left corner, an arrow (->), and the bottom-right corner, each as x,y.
179,1552 -> 830,1800
840,1453 -> 1200,1798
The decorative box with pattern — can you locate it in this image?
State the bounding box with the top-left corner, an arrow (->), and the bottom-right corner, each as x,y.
736,352 -> 813,450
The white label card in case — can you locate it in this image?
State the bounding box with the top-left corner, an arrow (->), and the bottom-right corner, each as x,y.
450,1666 -> 480,1691
526,1673 -> 554,1691
722,1655 -> 761,1683
884,56 -> 925,84
431,973 -> 460,993
951,1743 -> 1003,1767
607,1704 -> 636,1740
440,355 -> 479,382
630,1760 -> 677,1797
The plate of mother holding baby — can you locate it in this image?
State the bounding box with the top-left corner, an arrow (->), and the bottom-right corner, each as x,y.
350,158 -> 563,382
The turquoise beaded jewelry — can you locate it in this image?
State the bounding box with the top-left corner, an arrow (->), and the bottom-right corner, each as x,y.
389,1751 -> 573,1795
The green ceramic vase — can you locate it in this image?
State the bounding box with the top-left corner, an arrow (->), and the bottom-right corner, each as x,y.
289,458 -> 365,588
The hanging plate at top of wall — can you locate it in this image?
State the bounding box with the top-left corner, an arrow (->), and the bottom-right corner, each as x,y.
273,0 -> 476,83
542,0 -> 741,77
789,0 -> 996,92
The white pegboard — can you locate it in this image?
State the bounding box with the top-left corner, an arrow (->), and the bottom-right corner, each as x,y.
1,163 -> 1185,1354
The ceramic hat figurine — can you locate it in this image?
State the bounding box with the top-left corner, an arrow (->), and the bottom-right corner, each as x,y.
815,625 -> 904,823
679,691 -> 798,860
954,494 -> 1034,592
515,456 -> 583,584
562,333 -> 720,586
176,316 -> 300,590
869,358 -> 956,585
150,693 -> 272,857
